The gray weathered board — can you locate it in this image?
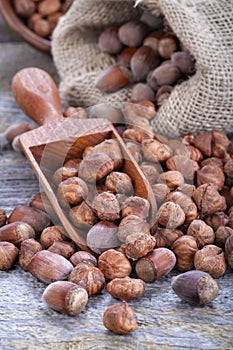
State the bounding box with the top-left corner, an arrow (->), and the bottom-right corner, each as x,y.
0,15 -> 232,350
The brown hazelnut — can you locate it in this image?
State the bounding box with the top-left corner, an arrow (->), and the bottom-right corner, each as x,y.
158,34 -> 178,59
63,105 -> 88,119
205,212 -> 229,231
118,20 -> 149,47
28,192 -> 51,213
177,183 -> 196,197
192,184 -> 226,215
193,132 -> 213,157
220,186 -> 233,208
131,83 -> 156,102
215,226 -> 233,248
172,236 -> 198,272
167,192 -> 198,223
142,139 -> 173,162
156,202 -> 185,228
69,201 -> 98,228
200,157 -> 223,169
152,183 -> 170,205
8,205 -> 50,234
225,234 -> 233,269
68,262 -> 105,296
27,250 -> 73,284
0,222 -> 35,245
0,208 -> 6,227
103,302 -> 138,335
98,27 -> 123,55
123,99 -> 156,122
0,241 -> 19,270
130,46 -> 160,82
151,64 -> 181,86
92,191 -> 120,221
212,130 -> 231,158
33,18 -> 51,37
4,122 -> 34,142
38,0 -> 61,16
106,277 -> 145,301
157,171 -> 185,191
48,241 -> 76,259
194,245 -> 227,278
70,251 -> 97,267
19,238 -> 42,271
185,145 -> 203,163
14,0 -> 36,18
86,221 -> 120,254
140,161 -> 161,184
117,47 -> 137,67
43,281 -> 88,316
224,159 -> 233,179
52,166 -> 79,186
57,177 -> 88,207
118,215 -> 150,243
153,228 -> 183,248
124,232 -> 156,259
122,128 -> 151,144
171,51 -> 195,75
228,206 -> 233,228
171,270 -> 219,305
187,220 -> 215,248
135,247 -> 176,282
95,65 -> 131,93
28,13 -> 42,30
47,12 -> 63,32
166,155 -> 198,181
98,249 -> 132,280
105,172 -> 133,194
196,165 -> 225,191
155,85 -> 173,105
121,196 -> 150,219
40,226 -> 68,249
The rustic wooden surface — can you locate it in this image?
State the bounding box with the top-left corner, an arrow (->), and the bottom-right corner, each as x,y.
0,14 -> 233,350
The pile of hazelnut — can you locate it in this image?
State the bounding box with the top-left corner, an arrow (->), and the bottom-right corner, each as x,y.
12,0 -> 73,38
95,11 -> 195,106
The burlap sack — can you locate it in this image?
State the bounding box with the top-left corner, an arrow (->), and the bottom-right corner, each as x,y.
52,0 -> 233,137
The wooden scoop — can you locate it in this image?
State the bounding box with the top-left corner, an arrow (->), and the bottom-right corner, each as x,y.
12,67 -> 156,251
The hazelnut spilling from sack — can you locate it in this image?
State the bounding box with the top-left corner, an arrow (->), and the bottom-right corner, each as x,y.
52,0 -> 233,138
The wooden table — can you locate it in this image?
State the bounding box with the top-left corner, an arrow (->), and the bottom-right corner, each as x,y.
0,15 -> 233,350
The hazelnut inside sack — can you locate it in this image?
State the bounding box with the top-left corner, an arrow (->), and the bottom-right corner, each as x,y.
52,0 -> 233,137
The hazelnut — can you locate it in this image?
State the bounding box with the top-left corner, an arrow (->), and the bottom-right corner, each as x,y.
140,162 -> 161,185
69,202 -> 98,228
121,196 -> 150,219
142,139 -> 173,162
177,183 -> 196,197
95,65 -> 131,93
131,83 -> 156,102
123,99 -> 156,122
215,226 -> 233,248
158,34 -> 178,59
118,20 -> 148,47
18,238 -> 42,271
47,12 -> 63,32
106,277 -> 145,301
225,234 -> 233,269
172,236 -> 198,272
28,192 -> 51,213
124,232 -> 156,259
52,166 -> 79,186
40,226 -> 68,249
205,212 -> 229,231
157,171 -> 184,191
130,46 -> 160,82
156,202 -> 185,229
68,262 -> 105,296
27,250 -> 73,284
200,157 -> 223,169
185,145 -> 203,163
196,165 -> 225,191
38,0 -> 61,17
98,249 -> 132,280
153,228 -> 183,248
0,241 -> 19,270
171,270 -> 219,305
79,153 -> 114,183
167,192 -> 198,223
33,18 -> 51,37
122,128 -> 151,144
220,186 -> 233,208
171,51 -> 195,75
8,205 -> 50,233
155,85 -> 173,105
194,245 -> 227,278
140,12 -> 164,30
118,215 -> 150,243
92,191 -> 120,221
151,64 -> 181,86
43,281 -> 88,316
5,122 -> 33,142
98,27 -> 123,55
28,13 -> 42,30
117,47 -> 137,67
57,177 -> 88,207
166,155 -> 198,181
0,208 -> 6,227
103,302 -> 138,335
135,247 -> 176,282
14,0 -> 36,18
70,251 -> 97,267
0,222 -> 35,245
212,130 -> 231,158
105,172 -> 133,194
64,158 -> 82,169
193,132 -> 213,157
48,241 -> 76,259
86,221 -> 120,254
192,184 -> 226,215
224,159 -> 233,179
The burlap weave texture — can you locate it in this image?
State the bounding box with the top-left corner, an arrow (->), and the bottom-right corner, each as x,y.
52,0 -> 233,137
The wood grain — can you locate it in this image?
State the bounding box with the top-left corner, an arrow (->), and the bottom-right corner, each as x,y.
0,13 -> 233,350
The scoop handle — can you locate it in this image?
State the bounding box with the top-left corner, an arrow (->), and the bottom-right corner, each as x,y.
12,67 -> 63,126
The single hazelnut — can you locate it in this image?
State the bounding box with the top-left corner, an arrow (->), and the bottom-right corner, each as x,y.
167,191 -> 198,223
156,202 -> 185,229
151,64 -> 181,86
18,238 -> 42,271
98,249 -> 132,280
151,183 -> 170,205
8,205 -> 50,234
68,262 -> 105,296
28,192 -> 51,213
27,250 -> 73,284
98,27 -> 123,55
142,139 -> 173,162
0,208 -> 7,227
140,162 -> 161,185
192,184 -> 226,216
122,128 -> 151,144
212,130 -> 231,158
166,155 -> 198,181
14,0 -> 36,18
69,201 -> 98,228
171,51 -> 195,75
196,165 -> 225,191
124,232 -> 156,259
57,177 -> 88,207
135,247 -> 176,282
123,99 -> 156,123
28,13 -> 42,30
140,12 -> 164,30
33,18 -> 51,38
157,171 -> 184,191
121,196 -> 150,219
118,215 -> 150,243
118,20 -> 149,47
106,277 -> 145,301
215,226 -> 233,248
52,166 -> 79,186
153,228 -> 183,248
0,222 -> 35,245
92,191 -> 120,221
185,145 -> 203,163
193,132 -> 213,157
172,236 -> 198,272
48,241 -> 76,259
200,157 -> 223,169
86,221 -> 120,254
103,302 -> 138,335
40,226 -> 68,249
205,212 -> 229,231
79,153 -> 114,184
225,234 -> 233,269
171,270 -> 219,305
117,47 -> 137,68
43,281 -> 88,316
38,0 -> 61,16
95,65 -> 131,93
194,245 -> 227,278
70,251 -> 97,267
158,34 -> 178,59
131,46 -> 160,82
105,172 -> 133,194
131,83 -> 156,102
0,241 -> 19,270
